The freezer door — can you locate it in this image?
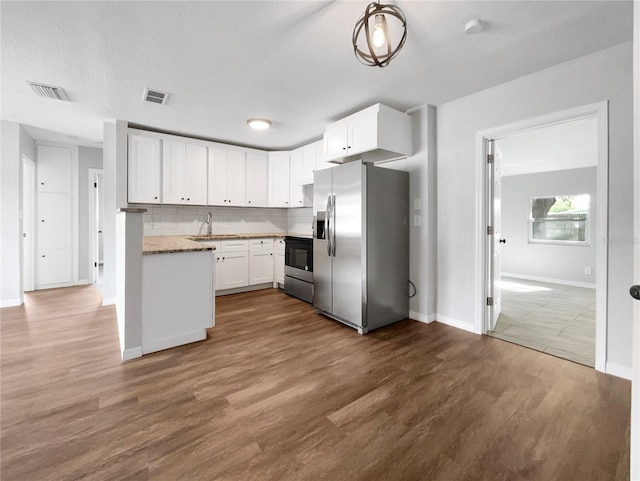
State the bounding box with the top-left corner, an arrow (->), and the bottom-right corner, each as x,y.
313,168 -> 333,313
332,161 -> 363,326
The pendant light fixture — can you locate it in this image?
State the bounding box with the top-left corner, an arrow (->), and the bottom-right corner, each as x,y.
352,1 -> 407,68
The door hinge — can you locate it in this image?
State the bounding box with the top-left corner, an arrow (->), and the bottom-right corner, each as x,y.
487,154 -> 494,164
94,262 -> 97,267
94,182 -> 97,188
487,226 -> 494,235
486,297 -> 494,306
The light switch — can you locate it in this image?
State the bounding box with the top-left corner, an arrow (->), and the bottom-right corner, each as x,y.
414,215 -> 421,227
414,198 -> 421,211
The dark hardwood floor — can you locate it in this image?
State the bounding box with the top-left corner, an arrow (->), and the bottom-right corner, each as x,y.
1,286 -> 631,480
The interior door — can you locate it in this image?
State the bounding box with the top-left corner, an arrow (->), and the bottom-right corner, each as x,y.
492,144 -> 503,327
487,140 -> 502,331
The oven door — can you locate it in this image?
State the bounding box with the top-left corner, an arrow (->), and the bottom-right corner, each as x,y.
285,237 -> 313,283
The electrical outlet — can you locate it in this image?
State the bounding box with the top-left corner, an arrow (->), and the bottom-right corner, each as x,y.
414,215 -> 421,227
584,267 -> 592,276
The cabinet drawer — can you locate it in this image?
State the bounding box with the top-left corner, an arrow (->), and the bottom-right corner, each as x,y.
250,238 -> 273,254
274,238 -> 285,253
220,240 -> 249,252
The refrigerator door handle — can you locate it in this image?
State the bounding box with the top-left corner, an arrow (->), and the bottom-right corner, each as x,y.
331,194 -> 337,257
326,194 -> 332,256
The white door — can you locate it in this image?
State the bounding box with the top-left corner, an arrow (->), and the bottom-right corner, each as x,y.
268,153 -> 290,207
128,135 -> 161,204
226,151 -> 246,206
22,157 -> 36,292
162,140 -> 186,204
246,153 -> 268,207
208,148 -> 228,205
487,140 -> 502,331
492,143 -> 503,328
185,144 -> 208,205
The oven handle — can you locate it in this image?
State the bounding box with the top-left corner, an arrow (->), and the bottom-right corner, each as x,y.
326,194 -> 332,256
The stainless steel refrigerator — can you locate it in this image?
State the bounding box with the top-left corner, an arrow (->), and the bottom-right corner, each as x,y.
313,160 -> 409,334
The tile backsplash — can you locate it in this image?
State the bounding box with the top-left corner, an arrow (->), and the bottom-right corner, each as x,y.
142,205 -> 289,236
287,208 -> 313,236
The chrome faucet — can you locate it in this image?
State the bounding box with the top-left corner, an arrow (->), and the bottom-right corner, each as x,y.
206,211 -> 212,235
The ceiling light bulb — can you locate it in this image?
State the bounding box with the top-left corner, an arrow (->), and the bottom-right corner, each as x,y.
372,14 -> 386,48
247,118 -> 271,130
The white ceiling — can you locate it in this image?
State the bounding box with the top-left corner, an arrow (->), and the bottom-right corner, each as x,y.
1,1 -> 633,151
498,119 -> 598,177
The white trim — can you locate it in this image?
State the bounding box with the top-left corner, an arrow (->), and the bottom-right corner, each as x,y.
476,102 -> 609,373
410,311 -> 436,324
501,273 -> 596,289
0,298 -> 22,308
122,346 -> 142,361
436,315 -> 476,333
142,329 -> 207,355
102,297 -> 117,306
78,279 -> 91,285
605,361 -> 633,381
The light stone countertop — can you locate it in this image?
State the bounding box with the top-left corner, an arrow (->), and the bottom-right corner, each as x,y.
142,233 -> 300,255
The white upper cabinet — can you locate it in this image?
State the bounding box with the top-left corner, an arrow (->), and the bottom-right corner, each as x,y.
268,152 -> 290,208
208,148 -> 246,206
246,153 -> 268,207
184,144 -> 208,205
162,141 -> 186,204
323,103 -> 412,163
163,141 -> 208,205
128,135 -> 161,203
315,139 -> 333,172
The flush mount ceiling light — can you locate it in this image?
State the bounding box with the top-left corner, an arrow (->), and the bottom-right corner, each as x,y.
465,19 -> 488,35
352,1 -> 407,68
247,118 -> 272,130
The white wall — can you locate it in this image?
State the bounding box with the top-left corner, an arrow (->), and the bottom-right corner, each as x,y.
78,146 -> 103,282
1,121 -> 35,306
102,120 -> 128,304
437,42 -> 634,369
287,207 -> 313,236
379,105 -> 438,320
501,167 -> 597,285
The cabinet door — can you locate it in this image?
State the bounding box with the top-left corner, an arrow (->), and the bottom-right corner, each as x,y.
324,123 -> 348,161
219,252 -> 249,289
250,252 -> 274,284
246,153 -> 267,207
268,153 -> 290,207
162,140 -> 186,204
37,247 -> 73,287
208,148 -> 228,206
185,144 -> 208,205
348,113 -> 378,156
290,149 -> 305,207
315,139 -> 333,171
214,253 -> 223,290
129,135 -> 161,203
226,151 -> 246,206
37,145 -> 72,192
301,143 -> 317,185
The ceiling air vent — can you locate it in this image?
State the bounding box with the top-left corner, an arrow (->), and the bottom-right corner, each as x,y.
143,88 -> 169,105
26,81 -> 69,101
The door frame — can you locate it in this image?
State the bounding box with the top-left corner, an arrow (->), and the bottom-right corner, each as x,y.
21,155 -> 36,293
476,101 -> 608,373
88,168 -> 104,284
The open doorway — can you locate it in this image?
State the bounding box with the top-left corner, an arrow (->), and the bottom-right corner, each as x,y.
22,155 -> 36,292
482,103 -> 607,370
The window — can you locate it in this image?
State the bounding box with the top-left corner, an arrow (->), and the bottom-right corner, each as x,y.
529,194 -> 590,245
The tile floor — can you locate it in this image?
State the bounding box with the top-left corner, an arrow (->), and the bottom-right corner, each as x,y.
487,277 -> 596,367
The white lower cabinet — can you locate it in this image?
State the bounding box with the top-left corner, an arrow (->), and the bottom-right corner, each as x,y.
216,251 -> 249,290
249,239 -> 273,284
